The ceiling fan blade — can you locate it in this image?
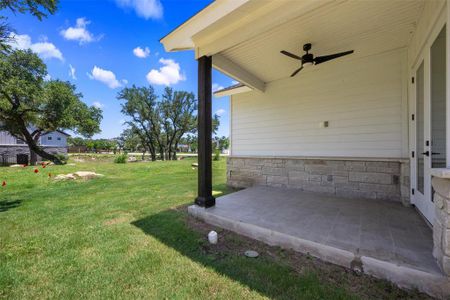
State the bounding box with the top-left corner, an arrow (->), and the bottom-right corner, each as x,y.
290,66 -> 303,77
314,50 -> 354,65
281,50 -> 302,60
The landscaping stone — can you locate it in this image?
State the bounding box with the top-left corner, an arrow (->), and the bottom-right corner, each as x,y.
54,171 -> 104,181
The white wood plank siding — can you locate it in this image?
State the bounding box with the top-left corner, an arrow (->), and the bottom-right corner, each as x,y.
0,131 -> 17,145
231,49 -> 407,158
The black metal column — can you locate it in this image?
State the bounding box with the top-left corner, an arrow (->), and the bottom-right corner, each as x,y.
195,56 -> 215,208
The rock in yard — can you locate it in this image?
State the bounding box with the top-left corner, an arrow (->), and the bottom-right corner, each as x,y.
244,250 -> 259,258
54,174 -> 77,181
9,164 -> 23,168
73,171 -> 104,179
192,163 -> 198,167
54,171 -> 104,181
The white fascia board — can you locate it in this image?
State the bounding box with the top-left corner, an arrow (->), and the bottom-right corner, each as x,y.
212,54 -> 265,92
214,85 -> 252,97
160,0 -> 250,52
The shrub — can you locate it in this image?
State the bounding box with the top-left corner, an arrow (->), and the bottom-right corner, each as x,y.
213,149 -> 221,161
55,153 -> 68,164
114,153 -> 128,164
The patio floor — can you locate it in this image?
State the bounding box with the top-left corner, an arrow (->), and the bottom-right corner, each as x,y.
189,186 -> 449,296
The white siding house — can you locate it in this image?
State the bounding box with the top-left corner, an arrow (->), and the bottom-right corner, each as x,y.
161,0 -> 450,296
0,130 -> 69,164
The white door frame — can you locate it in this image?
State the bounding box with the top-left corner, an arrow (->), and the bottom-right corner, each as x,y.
410,13 -> 447,224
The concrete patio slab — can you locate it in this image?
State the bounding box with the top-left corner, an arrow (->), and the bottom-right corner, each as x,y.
188,186 -> 450,298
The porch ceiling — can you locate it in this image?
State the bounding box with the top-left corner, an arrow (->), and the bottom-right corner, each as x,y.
211,0 -> 424,83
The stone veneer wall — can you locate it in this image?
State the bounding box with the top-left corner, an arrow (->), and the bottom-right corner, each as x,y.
0,145 -> 67,164
432,169 -> 450,275
227,157 -> 410,204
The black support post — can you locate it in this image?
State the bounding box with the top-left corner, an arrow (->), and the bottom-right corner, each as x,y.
195,56 -> 215,208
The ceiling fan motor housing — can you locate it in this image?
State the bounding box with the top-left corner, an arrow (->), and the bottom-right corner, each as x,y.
303,43 -> 312,52
302,53 -> 314,65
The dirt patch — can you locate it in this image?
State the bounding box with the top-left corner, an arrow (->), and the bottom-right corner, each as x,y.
175,206 -> 432,300
103,213 -> 133,226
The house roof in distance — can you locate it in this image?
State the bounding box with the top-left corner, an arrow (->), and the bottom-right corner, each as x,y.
213,83 -> 252,97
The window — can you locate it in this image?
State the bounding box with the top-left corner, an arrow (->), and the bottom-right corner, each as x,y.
47,136 -> 52,141
57,137 -> 61,141
16,138 -> 25,145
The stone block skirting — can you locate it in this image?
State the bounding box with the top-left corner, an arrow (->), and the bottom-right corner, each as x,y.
227,156 -> 410,204
431,169 -> 450,275
0,145 -> 67,164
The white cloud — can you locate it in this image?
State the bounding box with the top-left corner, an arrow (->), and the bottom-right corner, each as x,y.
92,101 -> 104,109
115,0 -> 163,20
215,109 -> 226,116
68,64 -> 77,80
212,83 -> 224,92
44,74 -> 52,81
146,58 -> 185,86
133,46 -> 150,58
88,66 -> 123,89
9,33 -> 63,61
60,18 -> 98,44
231,80 -> 239,85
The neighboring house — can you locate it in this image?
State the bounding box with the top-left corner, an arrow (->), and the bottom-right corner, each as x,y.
161,0 -> 450,297
0,130 -> 69,165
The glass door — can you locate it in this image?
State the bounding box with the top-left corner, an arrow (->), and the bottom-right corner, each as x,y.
413,59 -> 433,223
430,26 -> 447,169
411,25 -> 447,224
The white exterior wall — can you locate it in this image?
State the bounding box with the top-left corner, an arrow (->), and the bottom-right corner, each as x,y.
40,132 -> 68,147
231,49 -> 408,158
0,131 -> 68,147
0,131 -> 20,145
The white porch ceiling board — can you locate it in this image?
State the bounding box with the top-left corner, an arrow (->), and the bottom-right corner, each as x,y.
221,0 -> 424,83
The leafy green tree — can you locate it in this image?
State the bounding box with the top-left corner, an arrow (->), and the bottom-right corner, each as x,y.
120,128 -> 141,152
214,136 -> 229,151
1,0 -> 58,50
160,87 -> 197,160
0,50 -> 102,164
67,137 -> 86,147
118,85 -> 159,161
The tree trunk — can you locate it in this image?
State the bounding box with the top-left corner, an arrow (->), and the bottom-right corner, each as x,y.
142,149 -> 146,160
29,134 -> 41,165
29,147 -> 37,165
18,122 -> 63,165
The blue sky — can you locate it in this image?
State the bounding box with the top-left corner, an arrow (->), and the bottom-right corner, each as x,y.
5,0 -> 232,138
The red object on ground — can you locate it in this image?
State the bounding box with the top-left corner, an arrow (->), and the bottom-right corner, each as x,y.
1,181 -> 6,187
42,165 -> 46,168
23,164 -> 27,167
34,169 -> 39,173
48,173 -> 52,178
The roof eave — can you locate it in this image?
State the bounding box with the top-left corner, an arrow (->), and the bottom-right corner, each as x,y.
160,0 -> 250,52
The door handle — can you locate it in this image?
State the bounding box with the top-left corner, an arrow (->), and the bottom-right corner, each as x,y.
421,151 -> 430,156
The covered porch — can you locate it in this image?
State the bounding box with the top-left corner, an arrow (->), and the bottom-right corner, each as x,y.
189,186 -> 448,296
160,0 -> 450,297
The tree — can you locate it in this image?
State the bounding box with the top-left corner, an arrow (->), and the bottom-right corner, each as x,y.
214,136 -> 229,151
0,49 -> 102,164
160,87 -> 197,160
1,0 -> 58,50
117,85 -> 159,161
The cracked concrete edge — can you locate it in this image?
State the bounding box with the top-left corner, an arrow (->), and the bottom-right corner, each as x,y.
361,256 -> 450,298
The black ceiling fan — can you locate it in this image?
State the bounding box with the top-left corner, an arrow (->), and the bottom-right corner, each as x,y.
280,43 -> 354,77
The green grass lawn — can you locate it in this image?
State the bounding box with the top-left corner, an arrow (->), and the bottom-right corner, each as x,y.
0,158 -> 426,299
